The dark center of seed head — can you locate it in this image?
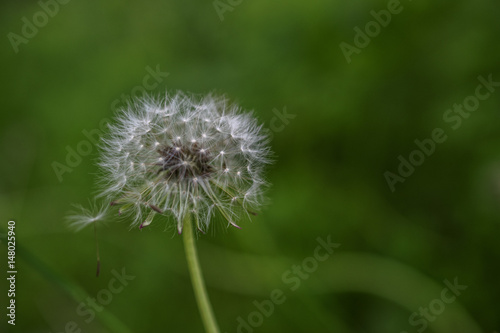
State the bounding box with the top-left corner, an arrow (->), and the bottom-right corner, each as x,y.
156,144 -> 213,180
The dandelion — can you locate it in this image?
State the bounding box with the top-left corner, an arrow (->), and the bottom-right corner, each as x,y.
94,91 -> 271,333
98,92 -> 271,233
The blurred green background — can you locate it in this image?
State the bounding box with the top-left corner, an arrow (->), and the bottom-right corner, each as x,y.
1,0 -> 499,332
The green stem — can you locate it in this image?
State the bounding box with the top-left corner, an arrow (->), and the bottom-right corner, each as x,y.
182,213 -> 220,333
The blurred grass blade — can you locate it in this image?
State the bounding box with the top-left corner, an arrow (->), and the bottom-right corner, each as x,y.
0,230 -> 133,333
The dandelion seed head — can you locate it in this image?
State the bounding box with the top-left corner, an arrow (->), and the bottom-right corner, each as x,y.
98,92 -> 271,232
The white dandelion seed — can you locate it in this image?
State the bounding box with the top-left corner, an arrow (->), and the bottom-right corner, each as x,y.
67,202 -> 109,231
98,91 -> 272,233
67,201 -> 109,276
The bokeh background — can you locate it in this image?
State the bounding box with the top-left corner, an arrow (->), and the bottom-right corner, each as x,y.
1,0 -> 499,332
